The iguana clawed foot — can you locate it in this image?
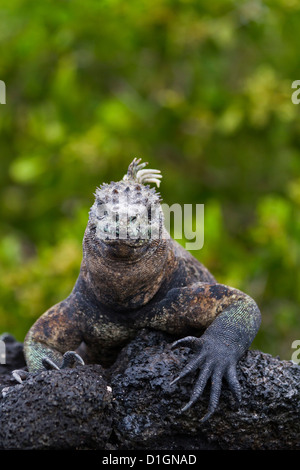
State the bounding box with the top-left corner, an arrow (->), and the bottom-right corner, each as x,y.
171,334 -> 242,422
42,351 -> 84,371
12,351 -> 84,383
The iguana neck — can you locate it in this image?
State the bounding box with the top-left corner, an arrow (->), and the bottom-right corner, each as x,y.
79,239 -> 176,311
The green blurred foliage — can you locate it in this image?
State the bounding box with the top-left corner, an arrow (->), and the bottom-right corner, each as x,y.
1,0 -> 300,359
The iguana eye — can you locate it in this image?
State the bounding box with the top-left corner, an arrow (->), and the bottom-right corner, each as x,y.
97,209 -> 108,218
96,209 -> 107,221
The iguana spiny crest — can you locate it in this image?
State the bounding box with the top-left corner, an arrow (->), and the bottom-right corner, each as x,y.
123,157 -> 162,187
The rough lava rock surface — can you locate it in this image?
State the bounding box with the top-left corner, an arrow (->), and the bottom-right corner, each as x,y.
0,330 -> 299,450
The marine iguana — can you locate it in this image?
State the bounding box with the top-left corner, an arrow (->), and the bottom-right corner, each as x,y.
17,158 -> 261,422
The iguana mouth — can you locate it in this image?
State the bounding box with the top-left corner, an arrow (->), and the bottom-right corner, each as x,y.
102,238 -> 147,247
98,237 -> 150,260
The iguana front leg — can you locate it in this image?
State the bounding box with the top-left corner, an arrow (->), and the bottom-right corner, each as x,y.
23,294 -> 85,374
144,283 -> 261,421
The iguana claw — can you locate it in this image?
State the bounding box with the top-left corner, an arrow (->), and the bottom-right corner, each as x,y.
11,369 -> 29,384
42,351 -> 85,370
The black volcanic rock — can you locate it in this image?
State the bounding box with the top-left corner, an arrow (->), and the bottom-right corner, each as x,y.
0,330 -> 299,450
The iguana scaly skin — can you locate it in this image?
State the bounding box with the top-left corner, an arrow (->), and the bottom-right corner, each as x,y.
22,158 -> 261,421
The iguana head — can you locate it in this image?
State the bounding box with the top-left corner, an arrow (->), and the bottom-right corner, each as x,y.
86,158 -> 166,260
82,159 -> 172,309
